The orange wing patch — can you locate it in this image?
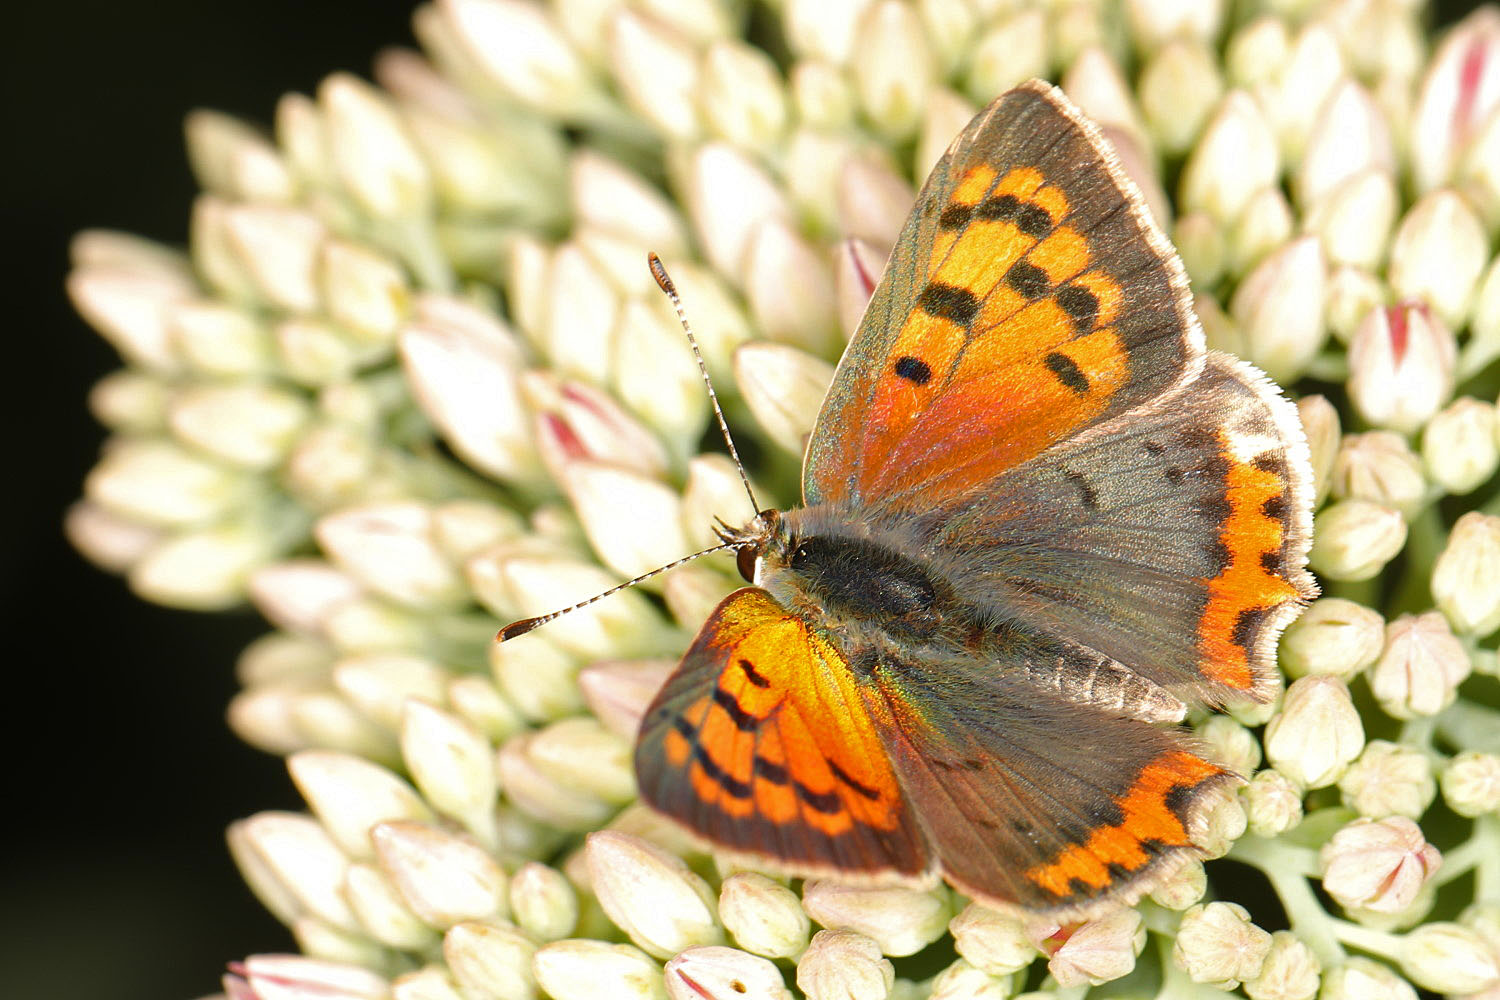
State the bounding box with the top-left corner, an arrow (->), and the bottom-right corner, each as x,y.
637,589 -> 930,878
852,163 -> 1137,504
1025,751 -> 1228,899
1196,436 -> 1305,692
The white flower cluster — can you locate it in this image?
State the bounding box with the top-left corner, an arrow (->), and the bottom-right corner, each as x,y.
66,1 -> 1500,998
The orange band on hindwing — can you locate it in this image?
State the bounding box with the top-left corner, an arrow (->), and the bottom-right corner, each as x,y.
1025,751 -> 1227,898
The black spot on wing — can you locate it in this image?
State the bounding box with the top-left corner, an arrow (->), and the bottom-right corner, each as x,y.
975,193 -> 1020,222
737,658 -> 770,688
894,356 -> 932,385
1231,604 -> 1275,650
693,743 -> 751,799
939,203 -> 973,229
796,784 -> 842,814
1262,494 -> 1288,521
918,282 -> 980,326
1045,352 -> 1089,393
1063,469 -> 1099,509
1007,260 -> 1050,299
712,686 -> 758,732
829,759 -> 882,801
1057,283 -> 1099,332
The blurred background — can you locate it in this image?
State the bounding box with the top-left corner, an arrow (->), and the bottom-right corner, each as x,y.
2,1 -> 1488,998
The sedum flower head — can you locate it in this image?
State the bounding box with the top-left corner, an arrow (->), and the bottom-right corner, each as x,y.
64,1 -> 1500,998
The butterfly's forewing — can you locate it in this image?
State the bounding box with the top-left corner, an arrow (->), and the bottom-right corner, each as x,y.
862,641 -> 1233,914
635,588 -> 934,882
931,354 -> 1316,703
805,80 -> 1203,512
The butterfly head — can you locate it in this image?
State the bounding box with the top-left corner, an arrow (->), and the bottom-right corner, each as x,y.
722,508 -> 783,584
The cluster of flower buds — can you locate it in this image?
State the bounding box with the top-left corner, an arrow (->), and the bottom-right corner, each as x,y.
65,1 -> 1500,998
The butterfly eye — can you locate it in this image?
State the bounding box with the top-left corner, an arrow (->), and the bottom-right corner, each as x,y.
736,545 -> 758,583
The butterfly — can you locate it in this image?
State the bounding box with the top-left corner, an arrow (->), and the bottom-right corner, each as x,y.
627,80 -> 1318,917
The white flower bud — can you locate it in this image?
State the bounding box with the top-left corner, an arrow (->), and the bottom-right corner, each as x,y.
169,299 -> 274,377
1369,611 -> 1472,719
927,959 -> 1012,1000
608,10 -> 700,141
400,699 -> 497,834
532,940 -> 665,1000
1243,771 -> 1304,838
129,522 -> 273,610
1303,170 -> 1398,271
1297,395 -> 1340,505
795,929 -> 894,1000
390,966 -> 464,1000
964,9 -> 1049,108
1264,677 -> 1364,789
1197,716 -> 1261,776
852,1 -> 935,139
577,659 -> 674,740
343,862 -> 439,951
288,751 -> 435,859
1348,301 -> 1459,436
719,873 -> 810,960
1330,432 -> 1427,519
234,955 -> 389,1000
486,631 -> 583,723
1279,598 -> 1384,679
525,717 -> 635,805
250,561 -> 361,637
372,820 -> 508,929
1320,817 -> 1440,916
1319,957 -> 1418,1000
509,862 -> 578,942
1324,266 -> 1386,346
443,920 -> 537,1000
236,812 -> 357,932
801,880 -> 951,958
585,831 -> 723,959
63,501 -> 161,574
168,381 -> 309,470
496,731 -> 617,831
1338,741 -> 1435,820
1388,191 -> 1489,329
1229,236 -> 1327,384
833,237 -> 886,340
1411,7 -> 1500,192
1432,512 -> 1500,636
1181,91 -> 1279,223
1308,501 -> 1407,583
744,218 -> 839,357
612,299 -> 711,455
1441,750 -> 1500,816
1174,901 -> 1272,990
1243,931 -> 1320,1000
1048,908 -> 1145,988
1399,922 -> 1500,994
665,946 -> 791,1000
1297,81 -> 1394,209
320,74 -> 430,220
563,461 -> 689,580
735,343 -> 834,455
1422,397 -> 1499,494
948,904 -> 1038,975
1138,40 -> 1223,156
685,142 -> 791,279
85,438 -> 244,529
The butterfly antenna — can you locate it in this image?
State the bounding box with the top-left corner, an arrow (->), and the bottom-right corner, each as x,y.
497,538 -> 744,641
649,252 -> 761,516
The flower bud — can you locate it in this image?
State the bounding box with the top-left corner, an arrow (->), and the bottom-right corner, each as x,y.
443,920 -> 536,1000
524,373 -> 670,483
1194,793 -> 1249,860
833,237 -> 885,339
235,812 -> 357,932
129,523 -> 274,610
1330,432 -> 1427,519
1324,266 -> 1387,346
1432,512 -> 1500,636
343,863 -> 438,951
562,460 -> 689,579
1263,677 -> 1364,789
1348,302 -> 1457,435
718,873 -> 810,960
1243,931 -> 1320,1000
316,503 -> 467,610
948,904 -> 1037,975
1441,750 -> 1500,817
63,501 -> 161,574
1227,186 -> 1293,277
795,929 -> 894,1000
1422,397 -> 1499,494
612,298 -> 710,454
1297,81 -> 1394,207
1229,235 -> 1327,384
532,940 -> 664,1000
1174,902 -> 1272,990
223,203 -> 326,314
586,831 -> 722,958
84,438 -> 245,529
837,151 -> 915,252
1369,611 -> 1472,719
371,820 -> 508,928
608,11 -> 700,141
1399,922 -> 1500,994
288,751 -> 435,859
1411,7 -> 1500,192
1387,191 -> 1488,330
400,700 -> 497,839
801,880 -> 951,958
1279,598 -> 1384,679
744,218 -> 839,357
1321,817 -> 1440,916
685,142 -> 792,279
1308,501 -> 1406,583
1181,91 -> 1280,223
1243,770 -> 1304,837
487,631 -> 583,723
1319,958 -> 1419,1000
525,717 -> 635,805
964,9 -> 1049,110
231,955 -> 389,1000
497,731 -> 618,831
1138,40 -> 1223,156
1338,741 -> 1435,820
665,946 -> 791,1000
389,966 -> 465,1000
734,343 -> 834,455
1303,170 -> 1398,271
852,1 -> 935,139
506,862 -> 577,943
1197,716 -> 1261,776
1048,908 -> 1145,988
700,40 -> 788,152
927,959 -> 1012,1000
1297,395 -> 1340,505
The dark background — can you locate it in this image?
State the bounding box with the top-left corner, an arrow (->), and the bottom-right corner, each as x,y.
2,2 -> 1486,999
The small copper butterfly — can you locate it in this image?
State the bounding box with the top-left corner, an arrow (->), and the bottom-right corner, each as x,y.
524,81 -> 1318,916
